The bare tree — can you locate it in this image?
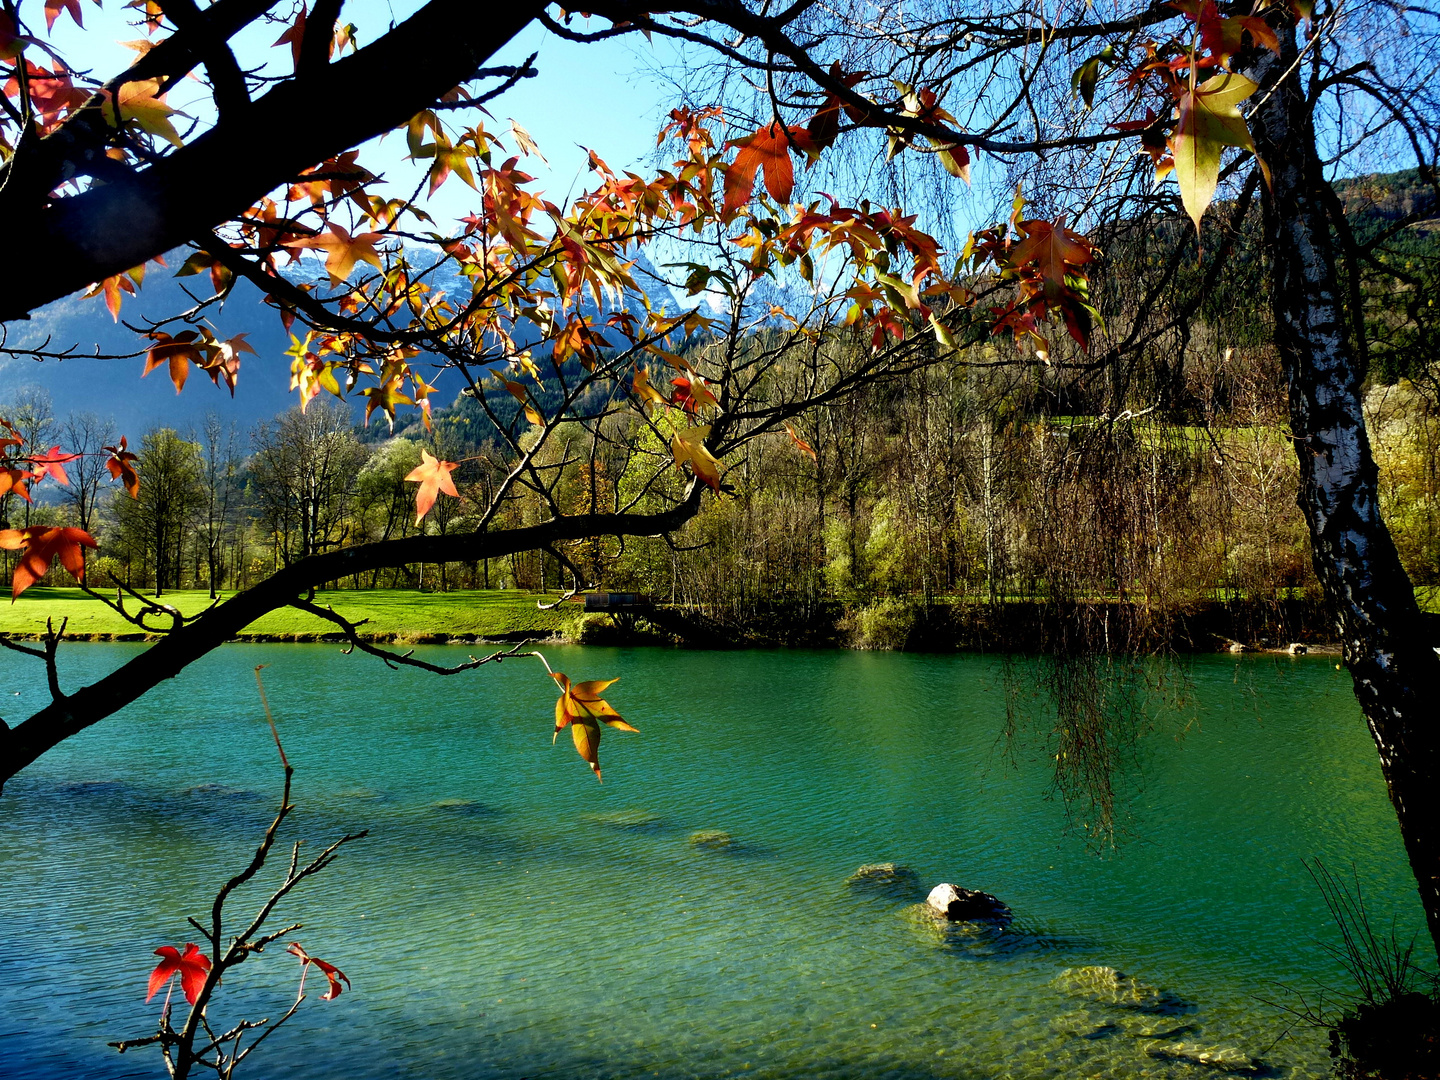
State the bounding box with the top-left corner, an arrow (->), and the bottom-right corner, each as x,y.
251,403 -> 369,566
195,414 -> 243,599
61,411 -> 118,535
113,429 -> 205,595
2,387 -> 55,530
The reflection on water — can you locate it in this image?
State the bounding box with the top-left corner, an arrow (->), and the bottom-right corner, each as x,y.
0,644 -> 1424,1079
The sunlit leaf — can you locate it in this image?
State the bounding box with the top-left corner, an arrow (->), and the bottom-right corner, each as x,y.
404,450 -> 459,523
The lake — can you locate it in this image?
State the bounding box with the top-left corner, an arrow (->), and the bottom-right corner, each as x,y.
0,644 -> 1425,1079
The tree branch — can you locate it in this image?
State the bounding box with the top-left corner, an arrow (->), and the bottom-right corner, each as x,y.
288,597 -> 538,672
0,490 -> 702,788
0,0 -> 546,322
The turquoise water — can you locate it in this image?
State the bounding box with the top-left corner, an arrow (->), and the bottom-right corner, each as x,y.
0,645 -> 1426,1079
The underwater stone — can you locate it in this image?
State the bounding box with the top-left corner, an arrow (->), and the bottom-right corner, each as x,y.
1051,965 -> 1192,1015
846,863 -> 922,899
1149,1042 -> 1268,1075
688,830 -> 733,847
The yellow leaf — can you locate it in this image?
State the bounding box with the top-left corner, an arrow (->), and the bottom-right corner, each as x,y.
671,424 -> 722,491
571,719 -> 602,779
550,672 -> 633,780
633,367 -> 668,414
1172,72 -> 1258,234
106,77 -> 186,147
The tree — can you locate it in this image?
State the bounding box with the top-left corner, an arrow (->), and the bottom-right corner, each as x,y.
112,428 -> 204,594
61,411 -> 117,535
250,402 -> 366,565
0,0 -> 1437,975
194,413 -> 241,597
1,387 -> 56,531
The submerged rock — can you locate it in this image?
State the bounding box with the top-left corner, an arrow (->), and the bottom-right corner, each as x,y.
584,809 -> 665,831
898,903 -> 1017,957
1052,965 -> 1193,1015
1051,1009 -> 1199,1041
185,783 -> 262,801
688,829 -> 733,848
1149,1042 -> 1270,1076
926,882 -> 1012,923
431,798 -> 500,817
845,862 -> 922,900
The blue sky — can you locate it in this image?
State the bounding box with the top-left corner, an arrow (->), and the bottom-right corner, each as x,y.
42,2 -> 682,223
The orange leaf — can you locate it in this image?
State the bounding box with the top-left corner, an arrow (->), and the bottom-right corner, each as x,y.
1006,218 -> 1093,289
289,224 -> 384,283
0,525 -> 98,599
723,122 -> 812,217
273,3 -> 307,69
784,422 -> 817,461
550,672 -> 634,780
143,331 -> 205,393
104,436 -> 140,498
403,449 -> 458,523
44,0 -> 82,31
88,272 -> 137,320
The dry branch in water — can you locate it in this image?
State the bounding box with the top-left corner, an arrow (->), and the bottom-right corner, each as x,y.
110,667 -> 365,1080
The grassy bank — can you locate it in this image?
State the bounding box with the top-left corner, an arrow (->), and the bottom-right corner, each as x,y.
5,585 -> 1435,649
0,588 -> 574,641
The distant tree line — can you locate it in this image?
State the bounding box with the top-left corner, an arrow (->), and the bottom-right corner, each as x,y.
1,316 -> 1436,639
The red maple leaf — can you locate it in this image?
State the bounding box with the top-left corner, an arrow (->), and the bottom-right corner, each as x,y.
287,942 -> 350,1000
0,525 -> 98,599
104,436 -> 140,498
147,943 -> 211,1006
723,121 -> 815,217
29,445 -> 80,486
273,3 -> 307,69
403,450 -> 459,523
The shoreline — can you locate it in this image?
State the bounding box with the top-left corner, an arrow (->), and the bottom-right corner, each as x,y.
0,586 -> 1362,655
0,629 -> 1346,656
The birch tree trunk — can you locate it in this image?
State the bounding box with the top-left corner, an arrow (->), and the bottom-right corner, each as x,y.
1248,27 -> 1440,963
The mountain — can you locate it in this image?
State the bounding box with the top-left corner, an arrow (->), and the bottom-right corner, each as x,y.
2,268 -> 302,434
1,246 -> 678,436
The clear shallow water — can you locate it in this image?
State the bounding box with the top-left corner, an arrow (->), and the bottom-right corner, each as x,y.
0,644 -> 1425,1080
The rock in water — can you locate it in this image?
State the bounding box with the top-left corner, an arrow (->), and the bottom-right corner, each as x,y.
1052,966 -> 1192,1015
846,863 -> 922,900
1149,1042 -> 1268,1075
925,882 -> 1012,923
688,829 -> 733,848
584,809 -> 665,831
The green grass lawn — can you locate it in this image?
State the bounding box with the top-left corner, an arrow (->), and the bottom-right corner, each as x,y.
0,588 -> 576,640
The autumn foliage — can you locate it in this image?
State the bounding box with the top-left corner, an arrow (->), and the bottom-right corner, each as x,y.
147,944 -> 210,1006
549,671 -> 635,781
